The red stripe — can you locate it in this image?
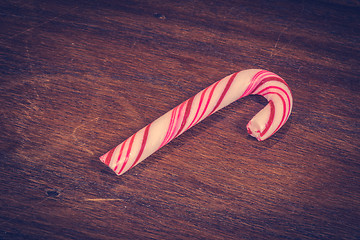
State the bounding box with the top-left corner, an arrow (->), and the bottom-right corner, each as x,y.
175,96 -> 194,137
118,133 -> 136,174
209,72 -> 238,115
241,70 -> 267,97
260,100 -> 275,137
114,138 -> 127,172
130,124 -> 151,169
167,102 -> 186,143
104,147 -> 116,165
251,76 -> 287,95
196,81 -> 220,123
257,86 -> 290,128
261,91 -> 287,134
187,87 -> 208,130
160,108 -> 177,148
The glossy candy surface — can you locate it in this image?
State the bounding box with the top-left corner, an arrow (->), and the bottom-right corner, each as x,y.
100,69 -> 293,175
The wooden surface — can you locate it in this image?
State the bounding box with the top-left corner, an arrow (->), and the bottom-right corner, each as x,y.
1,0 -> 359,239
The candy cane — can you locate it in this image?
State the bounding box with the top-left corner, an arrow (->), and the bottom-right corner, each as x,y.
100,69 -> 293,175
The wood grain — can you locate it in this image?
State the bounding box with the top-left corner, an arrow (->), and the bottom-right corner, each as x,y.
1,0 -> 359,239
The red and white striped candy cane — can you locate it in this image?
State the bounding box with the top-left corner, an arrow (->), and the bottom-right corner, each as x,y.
100,69 -> 293,175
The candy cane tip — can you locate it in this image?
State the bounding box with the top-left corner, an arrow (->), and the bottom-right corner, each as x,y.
246,121 -> 263,141
99,153 -> 108,164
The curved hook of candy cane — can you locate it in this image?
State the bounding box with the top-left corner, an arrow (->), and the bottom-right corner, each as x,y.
244,69 -> 293,141
100,69 -> 293,175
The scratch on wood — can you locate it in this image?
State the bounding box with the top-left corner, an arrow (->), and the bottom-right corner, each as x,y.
71,117 -> 99,155
270,1 -> 305,57
25,41 -> 41,99
84,198 -> 124,202
8,7 -> 79,39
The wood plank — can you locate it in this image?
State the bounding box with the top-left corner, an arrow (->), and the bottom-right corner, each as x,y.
1,0 -> 359,239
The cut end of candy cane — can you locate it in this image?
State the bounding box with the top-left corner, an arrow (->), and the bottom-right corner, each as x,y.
246,101 -> 274,141
99,152 -> 121,175
247,122 -> 262,141
99,154 -> 106,163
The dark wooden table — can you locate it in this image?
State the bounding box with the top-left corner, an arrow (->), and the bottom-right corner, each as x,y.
1,0 -> 359,239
